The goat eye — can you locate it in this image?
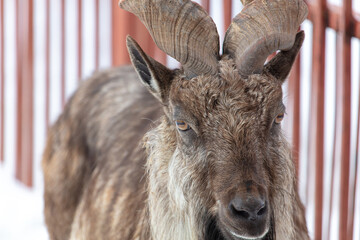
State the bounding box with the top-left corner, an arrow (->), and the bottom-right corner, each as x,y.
175,120 -> 191,131
274,113 -> 284,124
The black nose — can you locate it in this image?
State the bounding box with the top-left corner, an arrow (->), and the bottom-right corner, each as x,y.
229,195 -> 267,221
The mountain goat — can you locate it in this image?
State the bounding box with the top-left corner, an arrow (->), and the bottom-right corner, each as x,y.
42,0 -> 309,239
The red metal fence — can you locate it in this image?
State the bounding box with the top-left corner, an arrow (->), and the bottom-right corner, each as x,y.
304,0 -> 359,239
0,0 -> 359,239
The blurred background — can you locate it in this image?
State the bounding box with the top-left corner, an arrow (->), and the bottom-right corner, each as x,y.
0,0 -> 359,239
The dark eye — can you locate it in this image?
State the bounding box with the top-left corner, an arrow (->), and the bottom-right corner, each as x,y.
175,120 -> 191,131
274,113 -> 284,124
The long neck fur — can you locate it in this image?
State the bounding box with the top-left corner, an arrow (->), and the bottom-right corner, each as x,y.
144,118 -> 210,240
143,118 -> 307,240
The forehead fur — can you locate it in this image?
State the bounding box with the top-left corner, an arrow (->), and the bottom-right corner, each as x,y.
169,59 -> 284,124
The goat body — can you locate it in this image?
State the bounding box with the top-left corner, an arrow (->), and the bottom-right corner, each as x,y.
43,64 -> 309,240
43,0 -> 310,239
43,67 -> 160,239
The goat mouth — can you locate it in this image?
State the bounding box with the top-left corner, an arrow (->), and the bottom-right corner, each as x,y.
226,228 -> 269,240
218,205 -> 270,240
218,218 -> 269,240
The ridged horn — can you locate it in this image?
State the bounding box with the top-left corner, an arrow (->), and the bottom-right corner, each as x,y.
223,0 -> 308,77
119,0 -> 220,78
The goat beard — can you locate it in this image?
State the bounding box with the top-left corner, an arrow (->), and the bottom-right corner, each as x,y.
145,122 -> 209,240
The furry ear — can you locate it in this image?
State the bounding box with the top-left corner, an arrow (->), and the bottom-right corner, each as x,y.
126,36 -> 174,102
264,31 -> 305,83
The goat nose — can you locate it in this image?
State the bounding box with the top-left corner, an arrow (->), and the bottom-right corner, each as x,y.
229,196 -> 267,221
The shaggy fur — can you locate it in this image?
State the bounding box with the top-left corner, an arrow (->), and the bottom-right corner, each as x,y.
143,59 -> 308,240
43,60 -> 309,240
43,67 -> 160,240
43,0 -> 310,237
43,28 -> 309,240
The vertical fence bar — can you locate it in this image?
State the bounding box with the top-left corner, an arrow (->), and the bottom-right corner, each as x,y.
201,0 -> 210,13
326,132 -> 337,240
16,0 -> 22,181
336,0 -> 352,239
308,0 -> 326,238
61,0 -> 66,107
287,55 -> 301,177
15,0 -> 34,187
223,0 -> 232,32
27,0 -> 34,187
350,97 -> 360,239
78,0 -> 82,81
134,21 -> 167,66
0,0 -> 4,163
350,48 -> 360,237
134,23 -> 151,57
112,1 -> 133,66
112,1 -> 166,66
95,0 -> 99,70
150,42 -> 167,66
45,0 -> 50,130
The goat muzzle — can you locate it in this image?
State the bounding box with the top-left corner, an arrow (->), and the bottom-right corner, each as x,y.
218,184 -> 270,239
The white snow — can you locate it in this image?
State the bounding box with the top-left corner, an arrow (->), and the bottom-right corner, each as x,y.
0,167 -> 48,240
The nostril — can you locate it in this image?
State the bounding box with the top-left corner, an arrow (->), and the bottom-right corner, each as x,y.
229,197 -> 267,221
257,204 -> 267,216
230,204 -> 250,219
238,210 -> 250,219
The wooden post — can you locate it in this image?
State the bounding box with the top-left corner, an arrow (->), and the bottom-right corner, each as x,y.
111,1 -> 134,66
336,0 -> 352,239
111,0 -> 166,66
223,0 -> 232,32
201,0 -> 210,13
308,0 -> 326,238
15,0 -> 34,187
287,54 -> 301,177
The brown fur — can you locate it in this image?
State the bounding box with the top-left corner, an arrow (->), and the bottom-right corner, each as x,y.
43,67 -> 161,240
43,38 -> 309,240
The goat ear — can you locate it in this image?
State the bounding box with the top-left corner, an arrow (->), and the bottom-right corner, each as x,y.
264,31 -> 305,82
126,36 -> 174,102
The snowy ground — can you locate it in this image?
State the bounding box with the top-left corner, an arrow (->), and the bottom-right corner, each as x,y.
0,167 -> 48,240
